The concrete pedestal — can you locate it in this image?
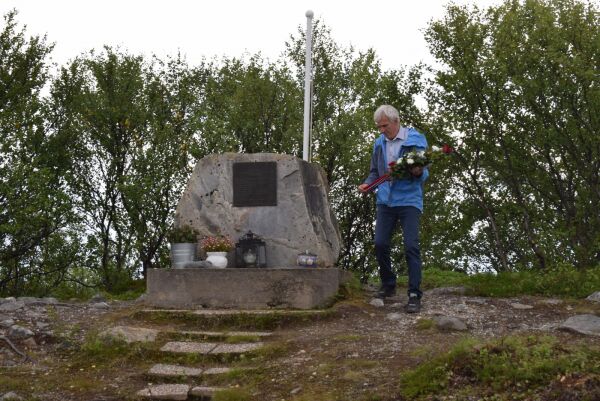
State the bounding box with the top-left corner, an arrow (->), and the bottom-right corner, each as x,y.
145,268 -> 350,310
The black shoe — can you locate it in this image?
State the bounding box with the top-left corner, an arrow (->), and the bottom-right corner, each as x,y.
405,293 -> 421,313
375,285 -> 396,299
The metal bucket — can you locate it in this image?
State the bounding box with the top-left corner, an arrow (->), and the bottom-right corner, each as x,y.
170,243 -> 197,268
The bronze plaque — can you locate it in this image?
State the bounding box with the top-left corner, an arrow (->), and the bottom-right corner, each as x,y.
233,162 -> 277,207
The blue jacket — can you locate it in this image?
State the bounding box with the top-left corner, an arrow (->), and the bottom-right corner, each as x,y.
364,128 -> 429,211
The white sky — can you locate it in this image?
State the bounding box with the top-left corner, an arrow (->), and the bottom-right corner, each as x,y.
2,0 -> 502,70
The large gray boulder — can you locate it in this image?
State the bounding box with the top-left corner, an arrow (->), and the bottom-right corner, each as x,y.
175,153 -> 341,268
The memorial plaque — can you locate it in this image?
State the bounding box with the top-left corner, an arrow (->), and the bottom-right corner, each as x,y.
233,162 -> 277,207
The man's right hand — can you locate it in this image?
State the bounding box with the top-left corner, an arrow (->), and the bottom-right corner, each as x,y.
358,183 -> 369,193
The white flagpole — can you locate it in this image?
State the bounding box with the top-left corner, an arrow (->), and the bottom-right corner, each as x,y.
302,10 -> 314,162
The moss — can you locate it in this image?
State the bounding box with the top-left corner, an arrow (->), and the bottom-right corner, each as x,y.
400,335 -> 600,399
212,387 -> 252,401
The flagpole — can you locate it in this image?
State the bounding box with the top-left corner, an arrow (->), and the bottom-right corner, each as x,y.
302,10 -> 314,162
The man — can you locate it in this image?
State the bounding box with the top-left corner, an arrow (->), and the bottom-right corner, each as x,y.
358,105 -> 428,313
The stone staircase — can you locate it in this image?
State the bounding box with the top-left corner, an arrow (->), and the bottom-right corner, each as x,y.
131,308 -> 329,400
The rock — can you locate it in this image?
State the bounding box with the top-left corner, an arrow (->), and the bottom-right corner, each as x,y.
369,298 -> 384,307
40,297 -> 59,305
175,153 -> 341,268
35,322 -> 50,330
1,392 -> 23,401
7,325 -> 34,339
0,301 -> 24,312
99,326 -> 158,343
0,319 -> 15,328
540,298 -> 563,305
559,314 -> 600,336
434,316 -> 468,331
426,286 -> 467,295
22,337 -> 37,348
90,302 -> 109,310
291,386 -> 303,395
89,293 -> 106,303
586,292 -> 600,303
386,313 -> 403,321
466,297 -> 488,305
510,302 -> 534,310
17,297 -> 38,304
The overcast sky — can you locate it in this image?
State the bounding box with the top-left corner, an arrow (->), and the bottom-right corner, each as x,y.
2,0 -> 502,70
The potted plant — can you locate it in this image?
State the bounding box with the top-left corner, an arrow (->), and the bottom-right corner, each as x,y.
167,225 -> 199,268
200,235 -> 234,268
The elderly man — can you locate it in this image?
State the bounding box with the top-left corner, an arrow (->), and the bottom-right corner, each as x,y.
358,105 -> 429,313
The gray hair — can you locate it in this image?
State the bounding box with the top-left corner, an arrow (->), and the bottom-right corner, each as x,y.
374,105 -> 400,124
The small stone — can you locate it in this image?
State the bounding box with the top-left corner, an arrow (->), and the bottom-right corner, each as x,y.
0,319 -> 15,328
23,337 -> 37,348
385,313 -> 403,321
434,316 -> 468,331
586,292 -> 600,303
1,392 -> 23,401
89,293 -> 107,303
7,325 -> 34,339
369,298 -> 384,307
510,302 -> 534,310
291,386 -> 302,395
35,322 -> 50,330
90,302 -> 109,310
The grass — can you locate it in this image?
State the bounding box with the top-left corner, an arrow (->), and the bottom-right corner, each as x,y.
399,335 -> 600,400
396,265 -> 600,299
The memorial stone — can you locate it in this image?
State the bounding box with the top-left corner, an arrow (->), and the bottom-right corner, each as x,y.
174,153 -> 341,267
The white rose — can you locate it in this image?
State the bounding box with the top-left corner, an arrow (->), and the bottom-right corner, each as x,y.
397,157 -> 403,164
432,145 -> 441,152
407,158 -> 415,165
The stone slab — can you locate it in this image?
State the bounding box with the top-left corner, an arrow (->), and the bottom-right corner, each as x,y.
160,341 -> 217,354
136,384 -> 190,400
148,364 -> 203,377
203,367 -> 234,375
189,386 -> 222,397
210,342 -> 264,354
146,267 -> 348,309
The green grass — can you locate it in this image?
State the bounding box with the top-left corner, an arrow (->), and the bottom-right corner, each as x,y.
397,266 -> 600,298
399,335 -> 600,399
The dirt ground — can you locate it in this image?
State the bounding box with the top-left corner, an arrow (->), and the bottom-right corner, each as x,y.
1,287 -> 599,401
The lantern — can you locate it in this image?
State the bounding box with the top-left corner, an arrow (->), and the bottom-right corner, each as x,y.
235,231 -> 267,268
297,250 -> 317,267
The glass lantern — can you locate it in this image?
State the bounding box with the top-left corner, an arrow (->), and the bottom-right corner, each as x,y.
297,250 -> 317,267
235,231 -> 267,268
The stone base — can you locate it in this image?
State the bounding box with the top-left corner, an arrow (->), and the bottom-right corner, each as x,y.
145,268 -> 350,310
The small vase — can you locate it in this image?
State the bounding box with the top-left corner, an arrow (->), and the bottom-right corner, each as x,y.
206,251 -> 228,268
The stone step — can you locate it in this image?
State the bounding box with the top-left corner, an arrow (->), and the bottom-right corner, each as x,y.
166,329 -> 272,340
136,384 -> 190,400
134,308 -> 332,330
160,341 -> 264,355
147,363 -> 236,378
136,383 -> 225,400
